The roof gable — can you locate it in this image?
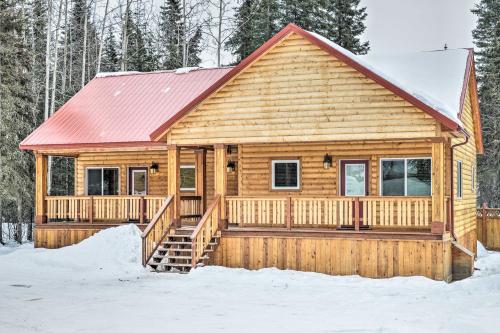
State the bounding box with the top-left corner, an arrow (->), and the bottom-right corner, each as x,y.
165,32 -> 441,144
151,23 -> 464,141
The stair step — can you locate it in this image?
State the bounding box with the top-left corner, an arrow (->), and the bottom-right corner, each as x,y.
163,241 -> 192,245
158,262 -> 193,268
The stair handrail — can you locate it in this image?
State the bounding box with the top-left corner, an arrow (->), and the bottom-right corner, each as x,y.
141,195 -> 174,266
190,194 -> 221,267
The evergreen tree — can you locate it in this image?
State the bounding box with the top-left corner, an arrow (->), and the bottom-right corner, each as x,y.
158,0 -> 202,69
280,0 -> 317,30
158,0 -> 184,69
186,26 -> 202,66
123,8 -> 157,71
318,0 -> 369,54
0,0 -> 36,240
226,0 -> 280,63
226,0 -> 369,63
225,0 -> 256,63
101,27 -> 120,72
472,0 -> 500,207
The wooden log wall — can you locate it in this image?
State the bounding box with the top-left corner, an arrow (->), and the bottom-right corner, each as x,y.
167,32 -> 439,145
74,149 -> 238,204
237,141 -> 432,197
452,79 -> 479,252
210,235 -> 452,281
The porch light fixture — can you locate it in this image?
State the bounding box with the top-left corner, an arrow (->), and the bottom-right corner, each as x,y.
227,160 -> 236,173
150,162 -> 159,175
323,154 -> 332,170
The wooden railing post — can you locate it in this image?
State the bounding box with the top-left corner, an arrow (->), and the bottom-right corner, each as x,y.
139,196 -> 145,224
286,197 -> 292,230
168,145 -> 181,228
89,196 -> 94,224
214,144 -> 227,229
431,141 -> 445,234
482,202 -> 488,246
76,199 -> 81,222
35,153 -> 48,224
354,197 -> 360,231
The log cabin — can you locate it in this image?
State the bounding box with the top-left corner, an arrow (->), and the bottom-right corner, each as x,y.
20,23 -> 483,281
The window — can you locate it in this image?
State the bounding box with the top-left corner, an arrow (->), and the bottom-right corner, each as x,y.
86,168 -> 119,195
457,161 -> 462,199
129,168 -> 147,195
380,158 -> 431,196
271,160 -> 300,190
180,165 -> 196,191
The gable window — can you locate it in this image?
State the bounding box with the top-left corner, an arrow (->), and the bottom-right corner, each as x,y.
380,158 -> 431,196
180,165 -> 196,191
457,161 -> 462,199
271,160 -> 300,190
86,167 -> 119,195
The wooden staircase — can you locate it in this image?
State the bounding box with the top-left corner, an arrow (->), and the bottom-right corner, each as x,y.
147,227 -> 219,273
142,195 -> 222,274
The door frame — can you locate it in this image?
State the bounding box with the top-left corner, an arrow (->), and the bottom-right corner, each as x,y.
128,167 -> 148,195
339,159 -> 369,196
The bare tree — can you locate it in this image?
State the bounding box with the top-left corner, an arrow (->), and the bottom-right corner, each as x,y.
97,0 -> 111,73
50,0 -> 64,115
205,0 -> 232,67
81,0 -> 88,88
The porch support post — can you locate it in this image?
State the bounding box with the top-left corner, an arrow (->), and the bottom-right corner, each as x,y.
168,145 -> 181,228
214,144 -> 227,229
194,149 -> 207,213
431,141 -> 445,234
35,153 -> 48,224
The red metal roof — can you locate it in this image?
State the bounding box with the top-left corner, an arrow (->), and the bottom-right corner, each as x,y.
20,67 -> 232,150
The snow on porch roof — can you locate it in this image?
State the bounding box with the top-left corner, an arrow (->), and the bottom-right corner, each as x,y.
19,67 -> 232,150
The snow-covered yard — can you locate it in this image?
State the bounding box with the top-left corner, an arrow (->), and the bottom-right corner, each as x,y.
1,225 -> 499,333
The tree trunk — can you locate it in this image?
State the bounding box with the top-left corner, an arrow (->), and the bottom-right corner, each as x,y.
217,0 -> 223,67
81,1 -> 88,88
97,0 -> 110,73
15,198 -> 23,244
121,0 -> 131,71
61,0 -> 69,97
50,0 -> 64,115
182,0 -> 187,67
45,0 -> 53,195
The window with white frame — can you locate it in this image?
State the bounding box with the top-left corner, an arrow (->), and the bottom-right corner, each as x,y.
271,160 -> 300,190
457,161 -> 463,199
180,165 -> 196,191
86,167 -> 119,195
380,158 -> 431,196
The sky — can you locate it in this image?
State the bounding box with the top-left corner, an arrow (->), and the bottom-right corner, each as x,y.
200,0 -> 480,66
360,0 -> 480,54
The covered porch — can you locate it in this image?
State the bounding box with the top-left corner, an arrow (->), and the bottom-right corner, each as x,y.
34,138 -> 450,237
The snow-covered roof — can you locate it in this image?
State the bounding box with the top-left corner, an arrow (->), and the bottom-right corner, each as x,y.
308,31 -> 470,126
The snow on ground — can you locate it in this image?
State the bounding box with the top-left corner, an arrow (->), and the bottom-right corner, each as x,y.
1,225 -> 499,333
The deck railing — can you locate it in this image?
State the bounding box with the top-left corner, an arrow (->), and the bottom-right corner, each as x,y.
180,195 -> 203,223
45,195 -> 167,223
226,196 -> 432,230
141,196 -> 174,266
190,195 -> 221,266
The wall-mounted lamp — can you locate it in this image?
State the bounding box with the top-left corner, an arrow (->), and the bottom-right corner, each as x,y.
227,160 -> 236,173
150,162 -> 159,175
323,154 -> 332,170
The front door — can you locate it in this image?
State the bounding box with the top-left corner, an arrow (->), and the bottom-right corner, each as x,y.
340,160 -> 369,226
129,167 -> 148,195
340,160 -> 369,196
